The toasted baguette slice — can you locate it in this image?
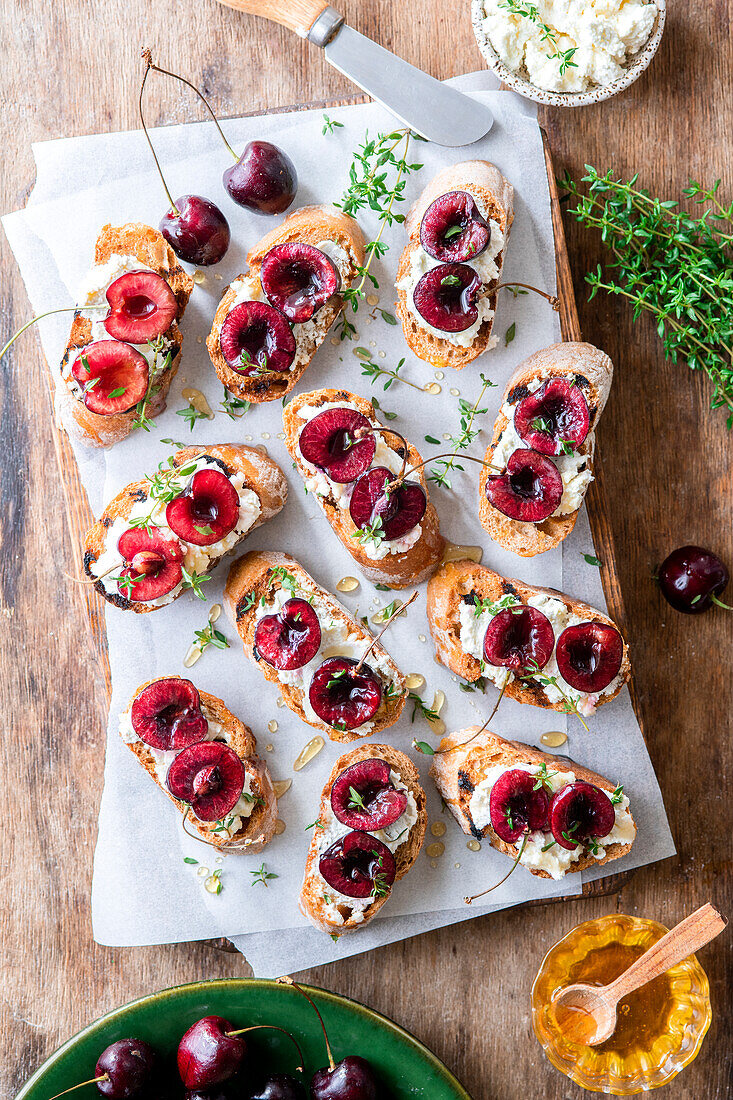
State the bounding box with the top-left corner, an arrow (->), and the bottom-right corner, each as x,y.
121,677 -> 277,851
58,223 -> 194,447
431,727 -> 635,878
206,205 -> 364,403
300,744 -> 427,934
395,161 -> 514,370
283,387 -> 445,588
479,342 -> 614,556
224,551 -> 407,742
83,444 -> 287,613
426,559 -> 630,713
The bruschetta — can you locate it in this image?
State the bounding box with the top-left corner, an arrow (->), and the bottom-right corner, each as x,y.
395,161 -> 513,370
427,559 -> 630,717
300,744 -> 427,934
223,551 -> 407,742
206,204 -> 364,403
59,223 -> 193,447
431,727 -> 636,880
479,342 -> 614,556
83,444 -> 287,612
120,676 -> 277,851
283,387 -> 445,588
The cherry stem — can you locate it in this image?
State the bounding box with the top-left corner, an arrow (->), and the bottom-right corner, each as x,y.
139,56 -> 178,214
496,282 -> 560,311
180,805 -> 259,852
64,561 -> 118,586
276,977 -> 335,1070
225,1024 -> 304,1071
429,680 -> 507,756
387,452 -> 501,492
355,590 -> 419,674
47,1075 -> 108,1100
141,48 -> 239,161
464,831 -> 528,904
711,593 -> 733,611
0,306 -> 106,364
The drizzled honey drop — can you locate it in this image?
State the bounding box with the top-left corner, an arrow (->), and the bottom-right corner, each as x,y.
418,634 -> 426,643
273,779 -> 292,799
193,269 -> 206,284
268,720 -> 278,733
183,644 -> 202,668
371,600 -> 403,624
331,336 -> 340,345
442,543 -> 483,565
449,387 -> 460,396
434,371 -> 444,380
336,576 -> 360,593
424,382 -> 442,395
405,673 -> 425,690
208,603 -> 222,624
181,387 -> 214,418
274,820 -> 286,835
266,743 -> 274,752
430,821 -> 447,838
294,736 -> 325,771
426,842 -> 445,858
366,294 -> 379,306
197,865 -> 209,878
204,875 -> 221,894
541,730 -> 568,748
467,839 -> 481,852
276,696 -> 285,708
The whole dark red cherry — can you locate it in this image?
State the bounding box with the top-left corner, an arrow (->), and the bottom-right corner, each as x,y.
95,1038 -> 157,1098
160,194 -> 231,265
310,1055 -> 378,1100
223,141 -> 298,214
658,545 -> 731,614
248,1073 -> 307,1100
177,1015 -> 247,1090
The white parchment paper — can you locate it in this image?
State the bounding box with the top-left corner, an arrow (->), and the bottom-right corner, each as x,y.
2,77 -> 674,974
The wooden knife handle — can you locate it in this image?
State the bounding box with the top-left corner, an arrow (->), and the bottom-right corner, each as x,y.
214,0 -> 330,37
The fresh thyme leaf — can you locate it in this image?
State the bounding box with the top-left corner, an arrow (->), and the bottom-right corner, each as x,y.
505,321 -> 516,346
176,402 -> 210,431
583,553 -> 603,567
380,309 -> 398,325
375,583 -> 392,591
250,862 -> 278,888
541,839 -> 556,852
322,114 -> 344,135
107,386 -> 127,399
441,274 -> 462,287
183,856 -> 198,865
354,514 -> 385,549
530,416 -> 552,434
425,434 -> 441,445
220,387 -> 251,419
610,784 -> 624,804
370,395 -> 397,421
348,786 -> 367,811
191,622 -> 229,656
408,691 -> 441,725
181,567 -> 210,600
444,224 -> 463,241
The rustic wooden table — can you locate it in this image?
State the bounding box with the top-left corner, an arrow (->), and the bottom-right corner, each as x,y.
1,2 -> 731,1098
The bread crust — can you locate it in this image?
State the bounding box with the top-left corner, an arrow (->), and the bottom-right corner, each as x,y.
395,161 -> 514,370
122,678 -> 277,852
426,559 -> 630,711
57,223 -> 194,448
223,551 -> 407,742
282,387 -> 445,588
430,727 -> 635,877
478,342 -> 614,556
299,743 -> 427,934
83,444 -> 288,613
206,204 -> 365,403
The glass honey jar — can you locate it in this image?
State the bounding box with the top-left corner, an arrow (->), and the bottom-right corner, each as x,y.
531,914 -> 712,1094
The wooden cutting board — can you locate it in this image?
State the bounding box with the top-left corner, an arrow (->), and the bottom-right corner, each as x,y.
49,100 -> 643,909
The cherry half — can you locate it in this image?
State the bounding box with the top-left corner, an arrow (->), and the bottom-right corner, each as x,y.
349,467 -> 426,541
658,545 -> 732,614
115,527 -> 184,603
71,341 -> 149,416
419,190 -> 490,263
549,781 -> 616,850
220,301 -> 296,375
254,597 -> 322,670
130,677 -> 208,749
308,657 -> 382,731
298,408 -> 376,484
318,831 -> 396,899
166,468 -> 240,546
485,448 -> 563,522
223,140 -> 298,215
482,605 -> 555,672
104,271 -> 178,343
260,243 -> 339,323
489,769 -> 550,843
330,758 -> 407,831
412,263 -> 481,333
513,378 -> 590,456
166,741 -> 245,821
160,194 -> 231,266
556,622 -> 624,693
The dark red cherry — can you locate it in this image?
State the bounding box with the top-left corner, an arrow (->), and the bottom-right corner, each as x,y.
187,1089 -> 239,1100
514,378 -> 591,456
658,545 -> 731,614
220,301 -> 295,375
166,468 -> 240,546
71,340 -> 149,416
412,263 -> 481,333
550,781 -> 616,850
248,1074 -> 306,1100
482,604 -> 555,672
104,270 -> 178,343
556,622 -> 623,693
95,1038 -> 157,1099
260,243 -> 339,323
130,677 -> 207,750
298,408 -> 376,483
349,467 -> 426,541
177,1016 -> 246,1090
116,527 -> 184,602
160,195 -> 231,266
308,657 -> 382,731
330,758 -> 407,830
489,769 -> 550,843
318,831 -> 396,899
254,597 -> 322,670
223,140 -> 298,215
166,742 -> 245,821
311,1056 -> 379,1100
485,448 -> 563,522
419,190 -> 490,263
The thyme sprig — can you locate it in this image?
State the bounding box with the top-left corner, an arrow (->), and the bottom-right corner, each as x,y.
191,622 -> 229,655
498,0 -> 578,75
428,373 -> 497,488
518,658 -> 590,731
360,356 -> 432,393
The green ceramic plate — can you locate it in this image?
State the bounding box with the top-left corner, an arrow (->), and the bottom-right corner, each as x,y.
16,978 -> 472,1099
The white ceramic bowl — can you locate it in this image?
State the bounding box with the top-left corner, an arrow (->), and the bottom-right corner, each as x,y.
471,0 -> 666,107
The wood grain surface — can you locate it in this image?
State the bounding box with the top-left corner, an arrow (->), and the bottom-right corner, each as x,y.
1,3 -> 730,1099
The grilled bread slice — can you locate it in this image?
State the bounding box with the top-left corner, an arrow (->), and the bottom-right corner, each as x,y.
426,559 -> 630,714
224,551 -> 407,742
120,677 -> 277,851
58,223 -> 193,447
206,204 -> 364,403
478,342 -> 614,556
283,387 -> 445,588
395,161 -> 514,370
300,743 -> 427,934
431,727 -> 636,878
83,444 -> 287,613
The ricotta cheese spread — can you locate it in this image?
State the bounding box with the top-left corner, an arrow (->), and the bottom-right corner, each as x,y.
468,762 -> 635,879
395,192 -> 504,347
478,0 -> 657,93
295,401 -> 423,560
